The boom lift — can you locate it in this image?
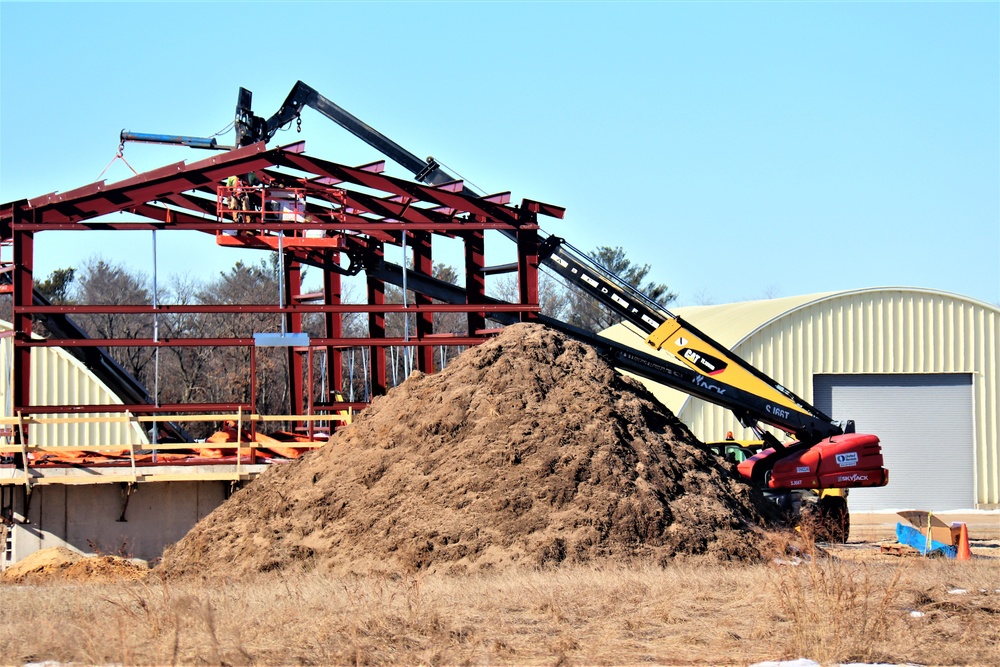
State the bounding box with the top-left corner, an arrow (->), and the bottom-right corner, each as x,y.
123,81 -> 888,538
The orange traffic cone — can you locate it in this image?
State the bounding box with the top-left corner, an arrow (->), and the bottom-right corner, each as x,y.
956,522 -> 972,561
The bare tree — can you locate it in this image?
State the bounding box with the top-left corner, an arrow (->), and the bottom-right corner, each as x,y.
158,274 -> 215,407
73,258 -> 155,385
29,252 -> 589,423
488,271 -> 572,323
378,261 -> 466,385
690,288 -> 716,306
759,284 -> 782,300
198,259 -> 285,414
427,262 -> 469,373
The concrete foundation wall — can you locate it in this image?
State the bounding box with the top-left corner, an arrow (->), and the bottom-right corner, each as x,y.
5,481 -> 228,567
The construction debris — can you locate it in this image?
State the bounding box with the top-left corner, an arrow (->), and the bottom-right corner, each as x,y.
158,324 -> 784,578
879,543 -> 922,557
893,510 -> 968,559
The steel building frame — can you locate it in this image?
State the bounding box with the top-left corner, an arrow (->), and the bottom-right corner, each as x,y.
0,140 -> 565,439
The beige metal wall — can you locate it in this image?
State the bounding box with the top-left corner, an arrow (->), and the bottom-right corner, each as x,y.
604,288 -> 1000,507
9,480 -> 227,565
0,326 -> 148,447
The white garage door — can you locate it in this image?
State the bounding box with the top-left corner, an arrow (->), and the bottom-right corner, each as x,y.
813,374 -> 974,512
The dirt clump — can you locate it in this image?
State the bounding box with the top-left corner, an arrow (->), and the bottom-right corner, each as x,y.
159,323 -> 782,577
1,546 -> 149,583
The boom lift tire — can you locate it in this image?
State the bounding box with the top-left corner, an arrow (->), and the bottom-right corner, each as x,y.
803,495 -> 850,543
819,495 -> 851,543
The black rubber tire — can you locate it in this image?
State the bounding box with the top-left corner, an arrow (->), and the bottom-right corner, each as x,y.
817,496 -> 850,543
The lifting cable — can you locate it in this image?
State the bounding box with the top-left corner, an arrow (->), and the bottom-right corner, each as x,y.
96,140 -> 139,181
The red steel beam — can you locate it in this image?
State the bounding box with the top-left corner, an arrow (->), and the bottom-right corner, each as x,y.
286,259 -> 304,417
25,336 -> 498,348
412,231 -> 435,373
13,218 -> 526,233
366,268 -> 387,396
518,227 -> 541,322
464,230 -> 486,336
21,142 -> 298,225
273,152 -> 533,226
12,213 -> 33,418
17,403 -> 251,415
3,137 -> 565,428
323,254 -> 343,398
313,401 -> 372,412
21,303 -> 539,315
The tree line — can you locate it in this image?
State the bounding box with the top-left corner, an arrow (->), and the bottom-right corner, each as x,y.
13,247 -> 673,436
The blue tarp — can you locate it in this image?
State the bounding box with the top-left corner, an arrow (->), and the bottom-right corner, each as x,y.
896,522 -> 958,558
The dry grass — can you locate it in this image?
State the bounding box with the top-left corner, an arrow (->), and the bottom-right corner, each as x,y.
2,552 -> 999,666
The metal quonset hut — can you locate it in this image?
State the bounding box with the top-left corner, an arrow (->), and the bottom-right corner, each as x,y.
603,288 -> 1000,512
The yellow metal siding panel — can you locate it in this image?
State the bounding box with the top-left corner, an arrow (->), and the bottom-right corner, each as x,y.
28,345 -> 147,448
975,305 -> 999,505
0,323 -> 147,448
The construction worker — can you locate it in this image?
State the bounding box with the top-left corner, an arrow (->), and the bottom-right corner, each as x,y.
243,172 -> 263,223
225,175 -> 244,223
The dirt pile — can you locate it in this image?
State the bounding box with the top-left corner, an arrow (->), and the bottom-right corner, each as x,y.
1,546 -> 149,583
159,323 -> 781,577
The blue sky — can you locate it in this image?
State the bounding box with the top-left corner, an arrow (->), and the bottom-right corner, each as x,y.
2,1 -> 997,307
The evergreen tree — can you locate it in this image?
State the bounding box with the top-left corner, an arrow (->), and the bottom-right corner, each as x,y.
566,246 -> 676,333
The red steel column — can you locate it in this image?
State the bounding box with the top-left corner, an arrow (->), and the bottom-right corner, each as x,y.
412,231 -> 435,372
518,227 -> 540,322
323,252 -> 343,398
12,216 -> 32,431
285,259 -> 304,417
464,230 -> 485,336
366,270 -> 387,397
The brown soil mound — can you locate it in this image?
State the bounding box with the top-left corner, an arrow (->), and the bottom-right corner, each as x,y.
159,323 -> 782,577
1,546 -> 149,583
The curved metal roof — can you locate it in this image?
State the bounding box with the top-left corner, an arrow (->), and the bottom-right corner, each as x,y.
602,287 -> 1000,416
672,287 -> 999,350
